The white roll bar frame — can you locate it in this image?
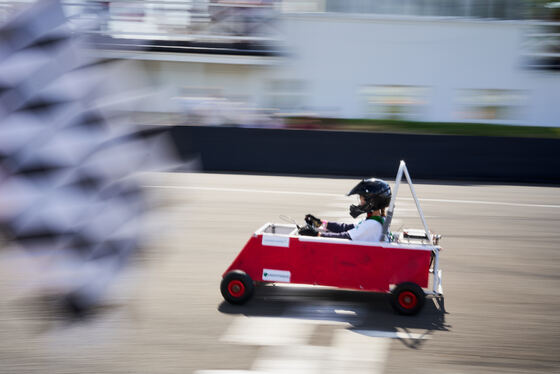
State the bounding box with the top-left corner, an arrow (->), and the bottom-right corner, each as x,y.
381,160 -> 432,242
381,160 -> 443,296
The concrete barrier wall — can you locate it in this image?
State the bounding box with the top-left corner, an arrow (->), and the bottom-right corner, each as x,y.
170,125 -> 560,183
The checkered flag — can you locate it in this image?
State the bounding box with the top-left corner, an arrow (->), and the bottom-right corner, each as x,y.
0,0 -> 179,317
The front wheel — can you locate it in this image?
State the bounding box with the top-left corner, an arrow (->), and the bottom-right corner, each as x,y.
221,270 -> 254,305
390,282 -> 425,315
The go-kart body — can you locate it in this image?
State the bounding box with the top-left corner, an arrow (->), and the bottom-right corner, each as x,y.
220,161 -> 443,315
223,223 -> 434,293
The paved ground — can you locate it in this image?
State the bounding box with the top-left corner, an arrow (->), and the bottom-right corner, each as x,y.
1,172 -> 560,374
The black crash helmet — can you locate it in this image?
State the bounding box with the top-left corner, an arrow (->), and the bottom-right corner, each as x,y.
347,178 -> 392,218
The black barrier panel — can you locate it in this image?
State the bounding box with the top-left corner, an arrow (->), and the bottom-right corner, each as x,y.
169,125 -> 560,184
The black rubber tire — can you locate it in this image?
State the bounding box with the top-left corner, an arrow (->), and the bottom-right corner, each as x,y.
390,282 -> 425,315
220,270 -> 254,305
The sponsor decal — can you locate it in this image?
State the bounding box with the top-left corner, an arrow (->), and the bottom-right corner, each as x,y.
262,269 -> 291,282
262,234 -> 290,247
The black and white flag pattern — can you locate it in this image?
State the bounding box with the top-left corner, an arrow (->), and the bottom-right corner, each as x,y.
0,0 -> 179,317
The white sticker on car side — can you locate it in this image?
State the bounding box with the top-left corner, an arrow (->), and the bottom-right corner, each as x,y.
262,269 -> 291,282
262,234 -> 290,247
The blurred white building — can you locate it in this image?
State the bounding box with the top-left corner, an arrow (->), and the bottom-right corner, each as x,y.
6,0 -> 557,126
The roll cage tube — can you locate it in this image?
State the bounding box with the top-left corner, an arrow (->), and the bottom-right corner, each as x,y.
380,161 -> 433,243
381,161 -> 443,296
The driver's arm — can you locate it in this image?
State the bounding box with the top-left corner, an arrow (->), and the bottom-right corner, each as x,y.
325,222 -> 355,233
319,231 -> 351,240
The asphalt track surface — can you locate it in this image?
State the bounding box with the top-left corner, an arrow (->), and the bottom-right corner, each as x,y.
1,172 -> 560,374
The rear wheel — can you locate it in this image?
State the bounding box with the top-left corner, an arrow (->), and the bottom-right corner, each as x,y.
221,270 -> 254,304
391,282 -> 425,315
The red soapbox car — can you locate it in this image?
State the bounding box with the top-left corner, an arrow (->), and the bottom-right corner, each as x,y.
220,161 -> 443,315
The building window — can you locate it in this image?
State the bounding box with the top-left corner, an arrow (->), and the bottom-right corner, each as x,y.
321,0 -> 526,19
456,89 -> 527,121
265,79 -> 308,113
361,85 -> 429,120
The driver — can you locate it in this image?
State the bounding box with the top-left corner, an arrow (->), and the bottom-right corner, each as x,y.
298,178 -> 391,242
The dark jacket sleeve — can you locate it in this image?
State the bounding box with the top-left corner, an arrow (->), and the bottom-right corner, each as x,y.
326,222 -> 355,233
320,231 -> 351,240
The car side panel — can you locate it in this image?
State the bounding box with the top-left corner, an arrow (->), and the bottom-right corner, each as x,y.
224,235 -> 431,292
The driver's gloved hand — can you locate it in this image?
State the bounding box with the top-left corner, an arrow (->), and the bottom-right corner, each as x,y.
298,224 -> 319,237
305,214 -> 322,228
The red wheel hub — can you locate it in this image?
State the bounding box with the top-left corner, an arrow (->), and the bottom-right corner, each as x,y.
398,291 -> 418,309
228,280 -> 245,297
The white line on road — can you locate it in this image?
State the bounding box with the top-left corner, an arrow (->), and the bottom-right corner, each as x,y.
146,185 -> 342,197
330,330 -> 389,374
417,197 -> 560,209
352,329 -> 431,340
210,316 -> 393,374
252,345 -> 331,374
196,371 -> 264,374
221,316 -> 317,346
145,185 -> 560,209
